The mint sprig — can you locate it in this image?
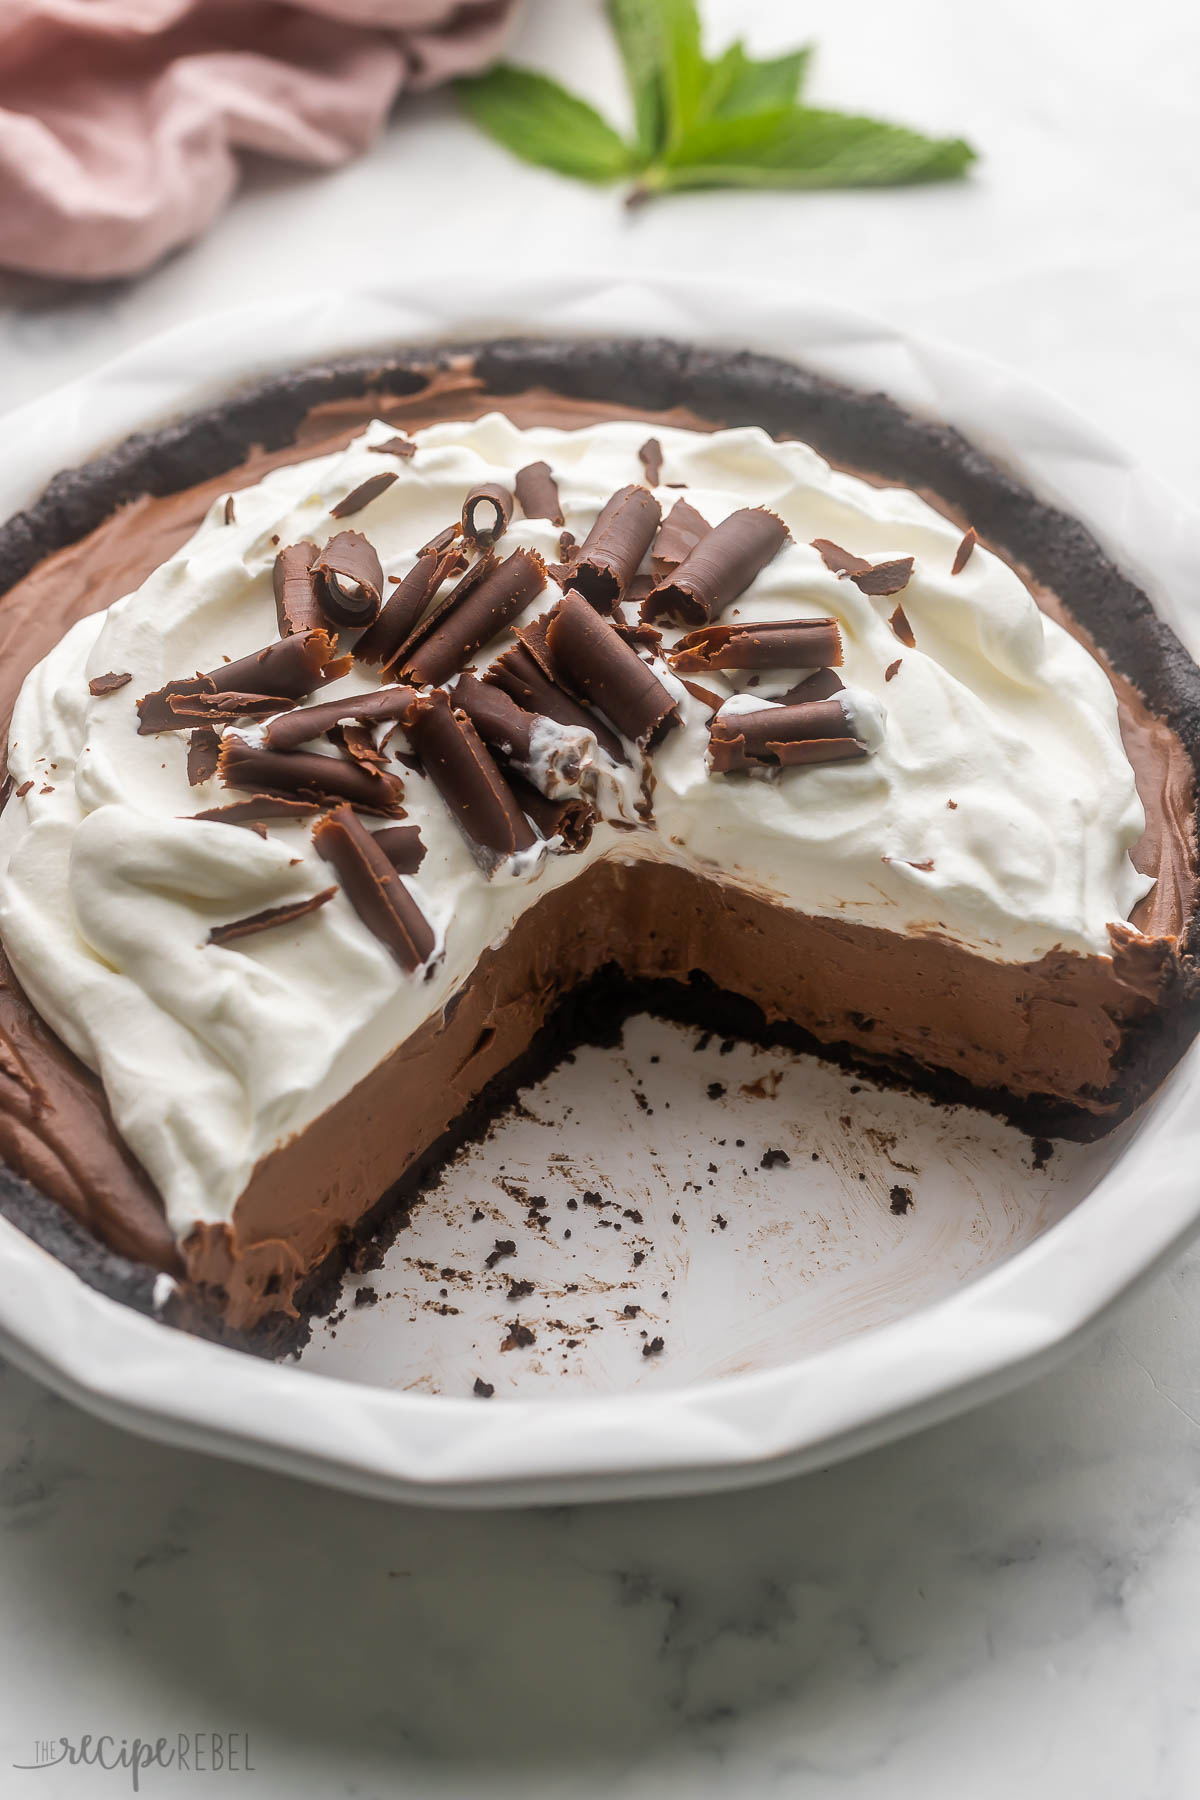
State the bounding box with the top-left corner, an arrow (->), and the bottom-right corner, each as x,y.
456,0 -> 974,203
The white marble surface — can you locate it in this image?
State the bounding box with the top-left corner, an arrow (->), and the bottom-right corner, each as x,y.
3,0 -> 1200,1792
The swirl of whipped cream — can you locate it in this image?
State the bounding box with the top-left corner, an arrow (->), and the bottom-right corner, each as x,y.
0,415 -> 1151,1237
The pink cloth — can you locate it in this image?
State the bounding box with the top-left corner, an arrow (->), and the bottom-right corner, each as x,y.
0,1 -> 518,280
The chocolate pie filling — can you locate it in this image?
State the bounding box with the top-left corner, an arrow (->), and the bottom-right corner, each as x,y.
0,338 -> 1196,1347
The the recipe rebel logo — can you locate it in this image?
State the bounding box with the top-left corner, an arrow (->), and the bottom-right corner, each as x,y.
12,1733 -> 255,1790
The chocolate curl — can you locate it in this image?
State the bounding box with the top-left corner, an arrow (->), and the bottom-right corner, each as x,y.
652,499 -> 709,575
190,796 -> 319,828
355,546 -> 465,668
485,642 -> 625,765
330,471 -> 397,519
452,672 -> 536,763
187,727 -> 220,786
387,550 -> 496,672
314,804 -> 434,972
219,737 -> 406,816
273,541 -> 324,636
208,888 -> 336,948
514,461 -> 564,526
454,672 -> 597,801
544,591 -> 678,747
262,685 -> 419,754
565,484 -> 661,613
314,532 -> 384,628
644,508 -> 789,627
418,522 -> 461,558
505,773 -> 595,854
709,699 -> 867,774
638,437 -> 663,486
369,824 -> 427,874
141,633 -> 352,730
461,482 -> 513,548
669,617 -> 843,674
401,548 -> 547,688
407,687 -> 536,864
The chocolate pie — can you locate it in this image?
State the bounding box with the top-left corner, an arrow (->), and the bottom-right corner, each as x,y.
0,337 -> 1195,1353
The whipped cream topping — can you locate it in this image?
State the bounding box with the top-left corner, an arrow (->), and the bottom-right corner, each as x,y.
0,415 -> 1152,1238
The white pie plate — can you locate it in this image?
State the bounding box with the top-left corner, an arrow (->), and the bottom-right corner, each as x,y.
0,275 -> 1198,1509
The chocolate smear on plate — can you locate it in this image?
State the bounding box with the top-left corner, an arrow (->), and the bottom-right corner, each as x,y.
461,482 -> 513,548
709,698 -> 869,773
564,484 -> 661,613
88,671 -> 132,696
329,471 -> 397,519
514,461 -> 564,526
314,531 -> 385,628
545,591 -> 678,747
313,803 -> 434,971
401,548 -> 546,688
644,507 -> 789,626
219,737 -> 406,816
208,888 -> 336,948
669,617 -> 842,674
407,688 -> 537,864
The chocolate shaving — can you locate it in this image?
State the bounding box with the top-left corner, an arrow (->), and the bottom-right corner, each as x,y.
644,507 -> 789,626
678,677 -> 725,712
565,484 -> 661,613
273,542 -> 324,636
219,736 -> 406,816
190,796 -> 318,828
780,668 -> 844,705
329,471 -> 397,519
652,499 -> 709,575
355,546 -> 465,668
407,687 -> 536,864
313,804 -> 434,971
638,437 -> 663,486
461,482 -> 513,548
186,727 -> 220,786
812,539 -> 872,577
138,630 -> 350,731
208,888 -> 336,948
88,671 -> 132,696
709,698 -> 867,774
401,548 -> 546,688
485,641 -> 624,764
952,527 -> 977,575
262,686 -> 419,754
368,435 -> 417,459
884,658 -> 902,682
334,724 -> 388,771
853,557 -> 914,597
314,531 -> 384,628
505,773 -> 595,853
514,461 -> 564,527
223,496 -> 236,525
369,824 -> 426,874
545,591 -> 678,747
166,690 -> 297,726
14,780 -> 33,799
669,617 -> 843,674
889,604 -> 916,647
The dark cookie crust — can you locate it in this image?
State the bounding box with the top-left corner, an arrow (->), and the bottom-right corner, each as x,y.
2,334 -> 1199,1341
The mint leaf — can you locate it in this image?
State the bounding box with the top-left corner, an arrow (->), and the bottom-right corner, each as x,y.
658,106 -> 976,191
456,66 -> 635,183
606,0 -> 668,163
656,0 -> 708,147
705,42 -> 811,118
